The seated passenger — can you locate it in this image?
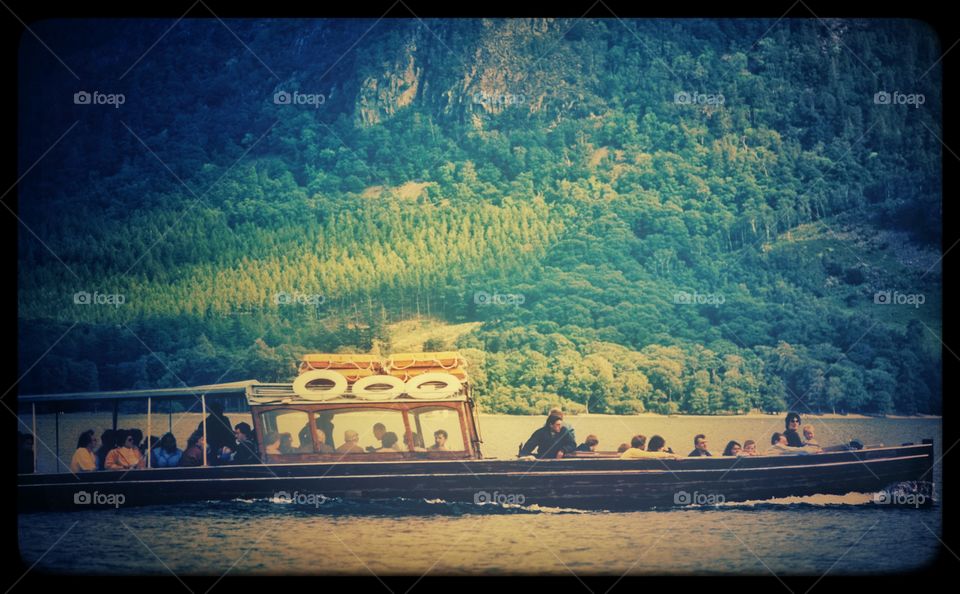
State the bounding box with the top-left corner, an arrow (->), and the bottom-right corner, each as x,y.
548,408 -> 576,444
376,432 -> 404,452
616,443 -> 630,454
722,441 -> 742,456
741,440 -> 759,456
96,429 -> 116,471
576,434 -> 600,452
410,432 -> 426,451
336,430 -> 365,454
688,434 -> 712,457
152,432 -> 183,467
621,435 -> 681,459
518,414 -> 577,459
783,412 -> 804,447
262,432 -> 282,456
646,435 -> 679,457
765,432 -> 819,455
232,423 -> 261,464
105,430 -> 146,470
314,429 -> 335,454
802,425 -> 821,449
179,430 -> 208,466
70,429 -> 99,473
429,429 -> 449,451
279,433 -> 295,454
366,423 -> 388,452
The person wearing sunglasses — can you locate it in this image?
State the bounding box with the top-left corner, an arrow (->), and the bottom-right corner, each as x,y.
104,429 -> 146,470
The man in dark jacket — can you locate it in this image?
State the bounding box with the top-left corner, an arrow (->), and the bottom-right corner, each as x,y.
687,434 -> 713,457
232,422 -> 261,464
519,414 -> 577,459
197,401 -> 234,457
783,412 -> 804,447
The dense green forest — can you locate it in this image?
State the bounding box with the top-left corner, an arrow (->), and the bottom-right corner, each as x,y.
17,18 -> 941,415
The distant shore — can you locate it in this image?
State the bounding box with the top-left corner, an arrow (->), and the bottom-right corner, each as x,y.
484,412 -> 941,420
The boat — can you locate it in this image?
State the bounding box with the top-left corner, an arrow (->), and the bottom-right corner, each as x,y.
17,353 -> 935,512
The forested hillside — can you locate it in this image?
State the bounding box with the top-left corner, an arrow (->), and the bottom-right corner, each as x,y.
17,18 -> 942,414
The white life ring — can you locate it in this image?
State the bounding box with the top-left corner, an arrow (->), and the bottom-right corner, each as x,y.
351,375 -> 407,401
405,373 -> 462,399
292,370 -> 347,400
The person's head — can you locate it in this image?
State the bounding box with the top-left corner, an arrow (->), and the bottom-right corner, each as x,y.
263,432 -> 280,449
116,430 -> 136,449
373,423 -> 386,440
617,443 -> 629,454
802,425 -> 815,440
694,434 -> 708,451
159,432 -> 178,453
381,432 -> 399,449
434,429 -> 448,447
188,430 -> 205,449
99,429 -> 115,451
723,440 -> 742,456
743,440 -> 757,453
343,430 -> 359,444
548,408 -> 564,419
208,401 -> 225,416
584,434 -> 599,450
785,412 -> 801,431
315,428 -> 327,444
280,433 -> 292,447
130,429 -> 143,448
234,422 -> 253,442
77,429 -> 96,450
771,432 -> 786,446
546,414 -> 564,433
647,435 -> 666,452
630,434 -> 647,450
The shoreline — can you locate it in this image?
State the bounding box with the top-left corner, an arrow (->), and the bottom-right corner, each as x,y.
480,412 -> 941,420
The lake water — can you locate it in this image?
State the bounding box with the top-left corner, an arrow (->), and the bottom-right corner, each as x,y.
18,415 -> 942,575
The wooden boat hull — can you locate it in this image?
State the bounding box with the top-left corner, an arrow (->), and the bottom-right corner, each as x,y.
17,442 -> 934,512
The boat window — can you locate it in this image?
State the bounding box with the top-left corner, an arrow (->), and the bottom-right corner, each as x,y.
408,407 -> 465,452
315,408 -> 408,453
260,409 -> 312,453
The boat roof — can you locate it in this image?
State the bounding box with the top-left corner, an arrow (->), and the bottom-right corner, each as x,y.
18,380 -> 259,404
18,380 -> 468,405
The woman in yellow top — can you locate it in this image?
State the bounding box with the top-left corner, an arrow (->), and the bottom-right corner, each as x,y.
70,429 -> 99,472
104,430 -> 146,470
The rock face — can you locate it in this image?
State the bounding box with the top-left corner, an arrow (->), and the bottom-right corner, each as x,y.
355,38 -> 422,126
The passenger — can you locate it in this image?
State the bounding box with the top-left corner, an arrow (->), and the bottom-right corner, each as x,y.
96,429 -> 116,470
376,432 -> 404,452
298,416 -> 336,452
766,432 -> 820,455
70,429 -> 99,473
621,435 -> 682,459
197,401 -> 234,458
802,425 -> 820,448
742,440 -> 759,456
616,443 -> 630,454
429,429 -> 449,451
646,435 -> 677,456
576,434 -> 600,453
105,430 -> 146,470
410,432 -> 427,451
279,433 -> 295,454
783,412 -> 804,447
314,429 -> 335,454
232,423 -> 261,463
548,408 -> 576,444
688,434 -> 713,457
130,428 -> 145,456
262,432 -> 282,456
151,432 -> 183,467
179,430 -> 208,466
316,412 -> 335,449
518,414 -> 577,459
336,430 -> 365,454
722,441 -> 742,456
366,423 -> 388,452
146,435 -> 160,459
